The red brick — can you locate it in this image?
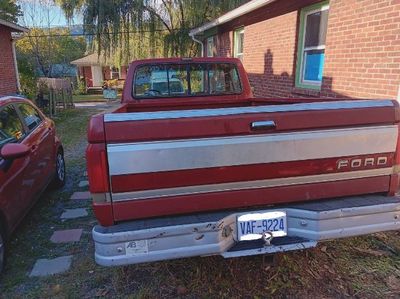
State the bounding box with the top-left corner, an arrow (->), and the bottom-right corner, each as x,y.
203,0 -> 400,100
0,25 -> 18,96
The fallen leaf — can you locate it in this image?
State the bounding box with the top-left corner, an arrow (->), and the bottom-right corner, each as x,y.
177,285 -> 187,295
386,275 -> 400,291
353,247 -> 391,257
95,289 -> 109,297
52,284 -> 61,294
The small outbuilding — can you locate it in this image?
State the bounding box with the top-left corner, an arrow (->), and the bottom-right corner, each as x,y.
71,54 -> 128,89
0,19 -> 28,96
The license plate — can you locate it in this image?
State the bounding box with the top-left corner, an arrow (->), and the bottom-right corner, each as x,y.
237,211 -> 287,241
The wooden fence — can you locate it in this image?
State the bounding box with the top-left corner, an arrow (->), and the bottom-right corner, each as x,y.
37,78 -> 74,117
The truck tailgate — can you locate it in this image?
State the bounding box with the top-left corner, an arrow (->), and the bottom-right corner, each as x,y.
104,99 -> 400,222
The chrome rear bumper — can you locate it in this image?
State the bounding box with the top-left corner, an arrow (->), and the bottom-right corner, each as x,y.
93,195 -> 400,266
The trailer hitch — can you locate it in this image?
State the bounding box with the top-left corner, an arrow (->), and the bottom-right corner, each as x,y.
262,231 -> 274,246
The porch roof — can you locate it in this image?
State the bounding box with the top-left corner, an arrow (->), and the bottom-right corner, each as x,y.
71,53 -> 106,66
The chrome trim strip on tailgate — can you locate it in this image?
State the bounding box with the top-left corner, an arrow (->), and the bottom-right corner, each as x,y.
107,125 -> 398,175
111,168 -> 393,202
104,100 -> 394,122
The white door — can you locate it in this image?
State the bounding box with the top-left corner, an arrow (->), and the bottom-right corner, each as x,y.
91,65 -> 103,87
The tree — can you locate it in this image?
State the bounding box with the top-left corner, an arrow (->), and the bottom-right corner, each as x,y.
17,28 -> 86,77
55,0 -> 246,63
0,0 -> 23,23
54,0 -> 84,22
16,28 -> 86,97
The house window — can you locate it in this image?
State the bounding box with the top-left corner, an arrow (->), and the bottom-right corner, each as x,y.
207,36 -> 215,57
110,67 -> 119,79
233,27 -> 244,61
296,1 -> 329,89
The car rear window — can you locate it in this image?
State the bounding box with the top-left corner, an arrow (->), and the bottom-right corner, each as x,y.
133,63 -> 242,98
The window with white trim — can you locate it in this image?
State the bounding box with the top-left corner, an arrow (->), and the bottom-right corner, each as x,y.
233,27 -> 244,61
110,67 -> 120,79
207,36 -> 215,57
296,2 -> 329,89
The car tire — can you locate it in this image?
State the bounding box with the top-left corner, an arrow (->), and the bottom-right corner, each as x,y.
52,149 -> 66,188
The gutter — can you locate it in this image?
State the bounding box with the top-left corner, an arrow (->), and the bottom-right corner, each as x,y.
189,0 -> 277,36
11,39 -> 20,92
0,19 -> 29,33
11,33 -> 26,93
189,33 -> 204,57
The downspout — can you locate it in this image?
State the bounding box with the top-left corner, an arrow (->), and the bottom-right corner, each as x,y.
11,38 -> 21,93
190,33 -> 204,57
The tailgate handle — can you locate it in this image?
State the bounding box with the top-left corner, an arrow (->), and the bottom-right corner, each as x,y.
251,120 -> 276,130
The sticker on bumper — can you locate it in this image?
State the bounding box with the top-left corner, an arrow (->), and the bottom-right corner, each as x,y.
125,240 -> 148,255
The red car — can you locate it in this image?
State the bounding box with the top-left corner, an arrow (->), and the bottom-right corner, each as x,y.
0,96 -> 65,271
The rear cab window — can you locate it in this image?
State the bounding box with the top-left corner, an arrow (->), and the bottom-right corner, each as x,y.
133,63 -> 242,99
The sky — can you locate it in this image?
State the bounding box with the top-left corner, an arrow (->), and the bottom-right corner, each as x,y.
18,0 -> 82,28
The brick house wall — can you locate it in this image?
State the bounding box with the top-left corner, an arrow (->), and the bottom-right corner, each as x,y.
205,0 -> 400,100
217,31 -> 233,57
321,0 -> 400,99
0,25 -> 18,96
243,12 -> 298,98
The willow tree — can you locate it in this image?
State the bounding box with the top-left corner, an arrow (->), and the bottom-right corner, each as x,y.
55,0 -> 246,64
0,0 -> 23,23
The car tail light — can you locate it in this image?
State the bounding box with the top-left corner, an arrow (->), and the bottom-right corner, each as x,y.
86,143 -> 114,226
389,119 -> 400,195
86,143 -> 109,193
87,114 -> 105,143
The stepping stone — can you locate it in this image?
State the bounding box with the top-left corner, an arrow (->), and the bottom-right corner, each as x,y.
78,180 -> 89,188
50,229 -> 83,243
29,256 -> 72,277
61,208 -> 88,219
70,191 -> 91,200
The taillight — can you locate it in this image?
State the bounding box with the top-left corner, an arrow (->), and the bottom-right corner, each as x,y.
86,143 -> 114,226
393,103 -> 400,169
389,121 -> 400,195
86,143 -> 110,193
86,114 -> 115,226
87,114 -> 105,143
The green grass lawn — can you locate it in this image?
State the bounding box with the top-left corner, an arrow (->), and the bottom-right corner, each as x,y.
53,109 -> 93,149
72,94 -> 108,102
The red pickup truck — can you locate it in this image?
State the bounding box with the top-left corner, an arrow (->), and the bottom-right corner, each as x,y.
87,58 -> 400,266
